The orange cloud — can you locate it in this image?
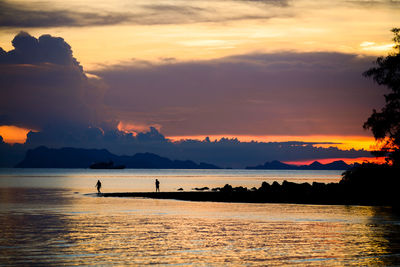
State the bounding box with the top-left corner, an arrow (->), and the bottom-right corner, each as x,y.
0,125 -> 32,144
117,121 -> 161,135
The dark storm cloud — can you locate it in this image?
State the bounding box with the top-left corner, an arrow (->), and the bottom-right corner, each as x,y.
0,32 -> 376,167
94,52 -> 384,137
0,31 -> 115,166
0,31 -> 107,130
0,31 -> 80,66
0,0 -> 291,28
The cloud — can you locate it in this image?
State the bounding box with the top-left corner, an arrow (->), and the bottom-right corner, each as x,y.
0,0 -> 131,28
1,0 -> 399,29
0,31 -> 108,131
345,0 -> 400,7
0,32 -> 378,167
238,0 -> 289,5
132,0 -> 293,25
0,0 -> 291,28
0,31 -> 80,66
140,4 -> 205,15
94,52 -> 384,137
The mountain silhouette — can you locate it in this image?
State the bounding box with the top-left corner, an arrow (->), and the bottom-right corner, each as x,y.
15,146 -> 220,169
15,146 -> 351,170
245,160 -> 298,170
246,160 -> 351,170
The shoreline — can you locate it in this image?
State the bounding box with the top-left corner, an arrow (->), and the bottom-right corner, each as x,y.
95,188 -> 398,207
93,164 -> 400,208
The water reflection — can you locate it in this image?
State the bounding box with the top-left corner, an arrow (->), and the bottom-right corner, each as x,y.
1,188 -> 400,265
365,207 -> 400,265
0,188 -> 75,266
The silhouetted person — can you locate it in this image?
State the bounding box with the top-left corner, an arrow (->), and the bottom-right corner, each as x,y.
155,179 -> 160,192
96,180 -> 102,193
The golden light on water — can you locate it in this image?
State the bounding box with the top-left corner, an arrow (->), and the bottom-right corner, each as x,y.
1,186 -> 398,265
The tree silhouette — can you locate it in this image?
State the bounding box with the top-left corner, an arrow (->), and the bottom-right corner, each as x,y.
363,28 -> 400,166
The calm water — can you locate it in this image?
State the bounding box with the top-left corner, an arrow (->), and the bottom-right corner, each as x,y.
1,169 -> 400,265
0,168 -> 343,193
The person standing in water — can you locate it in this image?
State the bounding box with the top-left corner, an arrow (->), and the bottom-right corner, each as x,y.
155,179 -> 160,192
95,180 -> 102,193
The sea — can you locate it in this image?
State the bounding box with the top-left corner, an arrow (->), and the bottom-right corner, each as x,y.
1,168 -> 400,266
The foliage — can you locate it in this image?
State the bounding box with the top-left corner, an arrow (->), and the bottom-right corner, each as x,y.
363,28 -> 400,166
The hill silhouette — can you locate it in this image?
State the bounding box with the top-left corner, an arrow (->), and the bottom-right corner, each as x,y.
15,146 -> 220,169
246,160 -> 351,170
15,146 -> 354,170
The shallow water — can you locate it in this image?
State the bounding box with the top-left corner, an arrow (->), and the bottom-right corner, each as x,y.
0,168 -> 342,193
1,169 -> 400,265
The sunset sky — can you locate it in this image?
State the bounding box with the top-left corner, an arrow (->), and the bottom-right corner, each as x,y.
1,0 -> 399,166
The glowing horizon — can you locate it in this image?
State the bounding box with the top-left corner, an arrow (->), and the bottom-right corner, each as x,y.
0,124 -> 377,152
283,156 -> 386,166
168,134 -> 377,151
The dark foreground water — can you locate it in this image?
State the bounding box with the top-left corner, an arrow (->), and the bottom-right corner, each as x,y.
1,169 -> 400,265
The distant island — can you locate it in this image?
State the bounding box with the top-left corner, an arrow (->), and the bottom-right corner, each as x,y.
15,146 -> 354,170
15,146 -> 220,169
246,160 -> 351,170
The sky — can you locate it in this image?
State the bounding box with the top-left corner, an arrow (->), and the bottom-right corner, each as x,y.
0,0 -> 399,167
